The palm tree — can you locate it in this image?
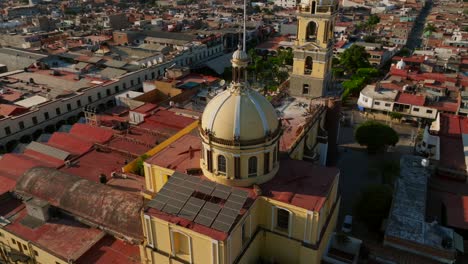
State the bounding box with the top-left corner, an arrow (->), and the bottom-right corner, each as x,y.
424,24 -> 437,36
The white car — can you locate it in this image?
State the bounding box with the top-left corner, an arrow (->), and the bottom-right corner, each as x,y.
342,215 -> 353,233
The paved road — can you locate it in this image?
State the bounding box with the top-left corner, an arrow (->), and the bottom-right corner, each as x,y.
405,0 -> 433,50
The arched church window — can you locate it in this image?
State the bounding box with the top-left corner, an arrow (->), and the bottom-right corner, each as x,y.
218,155 -> 226,175
306,21 -> 317,41
303,84 -> 310,95
248,156 -> 257,177
304,56 -> 313,74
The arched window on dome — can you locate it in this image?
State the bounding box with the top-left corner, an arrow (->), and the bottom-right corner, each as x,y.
248,156 -> 257,177
273,146 -> 277,166
218,155 -> 226,175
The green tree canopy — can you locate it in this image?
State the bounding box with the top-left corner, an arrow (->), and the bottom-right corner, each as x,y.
354,184 -> 393,231
134,154 -> 150,176
355,120 -> 399,153
338,45 -> 371,74
366,14 -> 380,26
424,23 -> 437,35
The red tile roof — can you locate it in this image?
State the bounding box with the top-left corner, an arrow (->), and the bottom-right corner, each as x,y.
146,133 -> 201,173
132,103 -> 158,114
47,132 -> 94,155
69,123 -> 114,143
395,92 -> 426,106
23,149 -> 64,167
0,175 -> 16,195
0,153 -> 51,181
1,198 -> 105,261
261,159 -> 338,211
443,194 -> 468,230
0,104 -> 27,117
76,236 -> 140,264
437,114 -> 468,171
0,89 -> 23,102
142,108 -> 195,131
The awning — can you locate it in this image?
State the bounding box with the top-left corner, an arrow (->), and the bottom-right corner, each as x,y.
453,232 -> 464,253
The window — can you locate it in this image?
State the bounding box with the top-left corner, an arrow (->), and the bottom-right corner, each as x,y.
276,208 -> 290,231
88,96 -> 92,103
234,156 -> 240,179
151,72 -> 155,79
23,244 -> 27,250
374,101 -> 380,105
302,84 -> 309,95
131,80 -> 134,86
264,152 -> 270,174
44,112 -> 49,120
248,156 -> 257,177
145,74 -> 148,81
19,121 -> 24,130
172,231 -> 190,258
114,86 -> 119,93
77,100 -> 82,107
273,147 -> 277,165
426,109 -> 433,114
106,89 -> 111,96
144,215 -> 154,248
207,150 -> 213,172
34,250 -> 38,256
385,103 -> 391,107
123,83 -> 127,89
413,108 -> 420,112
138,77 -> 141,84
0,231 -> 3,237
241,221 -> 249,245
67,103 -> 71,111
11,238 -> 16,244
97,92 -> 102,99
32,116 -> 38,125
4,126 -> 11,135
363,97 -> 368,103
55,108 -> 61,115
217,155 -> 226,174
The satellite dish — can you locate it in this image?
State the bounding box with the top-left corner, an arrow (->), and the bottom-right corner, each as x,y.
219,79 -> 226,86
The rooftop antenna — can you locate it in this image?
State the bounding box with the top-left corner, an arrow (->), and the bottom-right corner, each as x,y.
243,0 -> 246,52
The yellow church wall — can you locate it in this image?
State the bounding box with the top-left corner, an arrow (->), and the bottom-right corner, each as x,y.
237,229 -> 264,264
297,19 -> 330,48
293,59 -> 306,75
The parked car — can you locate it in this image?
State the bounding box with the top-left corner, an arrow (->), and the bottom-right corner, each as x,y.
342,215 -> 353,233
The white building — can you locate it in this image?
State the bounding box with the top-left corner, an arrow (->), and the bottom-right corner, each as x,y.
274,0 -> 297,8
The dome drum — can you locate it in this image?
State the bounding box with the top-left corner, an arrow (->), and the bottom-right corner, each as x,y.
198,120 -> 282,148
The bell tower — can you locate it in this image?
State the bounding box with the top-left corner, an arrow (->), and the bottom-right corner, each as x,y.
290,0 -> 338,98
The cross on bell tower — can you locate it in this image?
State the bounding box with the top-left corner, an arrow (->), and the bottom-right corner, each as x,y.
290,0 -> 338,98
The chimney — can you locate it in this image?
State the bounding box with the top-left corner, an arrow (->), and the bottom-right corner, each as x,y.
25,197 -> 50,222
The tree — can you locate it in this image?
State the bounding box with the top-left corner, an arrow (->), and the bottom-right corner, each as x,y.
134,154 -> 150,176
355,121 -> 399,153
338,45 -> 370,74
354,184 -> 393,231
366,15 -> 380,26
424,24 -> 437,36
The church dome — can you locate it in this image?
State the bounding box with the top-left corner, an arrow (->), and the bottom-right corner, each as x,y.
231,45 -> 249,68
396,58 -> 406,70
232,49 -> 249,61
201,88 -> 279,143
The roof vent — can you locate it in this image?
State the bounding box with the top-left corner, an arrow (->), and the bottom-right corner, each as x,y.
25,198 -> 50,222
